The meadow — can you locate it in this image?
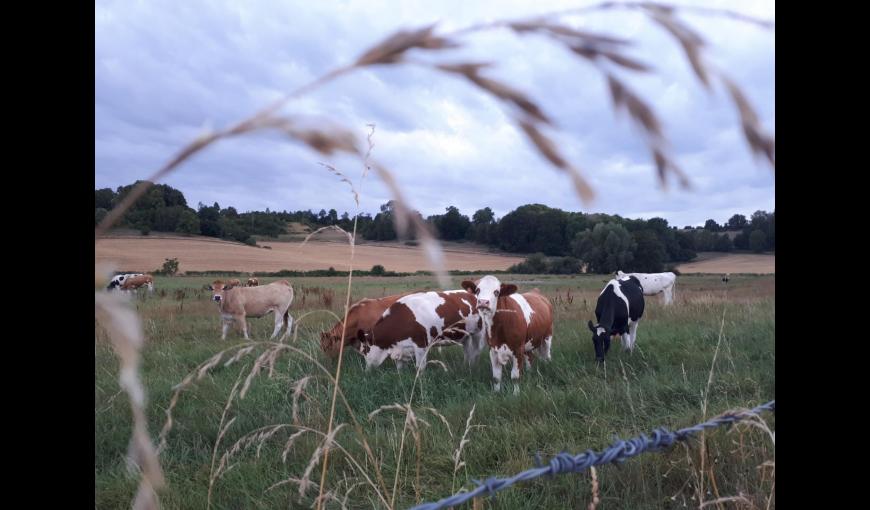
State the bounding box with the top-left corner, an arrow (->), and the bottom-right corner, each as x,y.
95,273 -> 775,509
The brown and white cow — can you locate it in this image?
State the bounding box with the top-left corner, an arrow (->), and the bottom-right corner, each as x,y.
462,275 -> 554,393
120,274 -> 154,293
246,278 -> 259,287
360,290 -> 485,370
209,279 -> 295,340
320,293 -> 408,357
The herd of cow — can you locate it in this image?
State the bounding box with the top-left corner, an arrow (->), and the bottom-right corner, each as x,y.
107,270 -> 678,392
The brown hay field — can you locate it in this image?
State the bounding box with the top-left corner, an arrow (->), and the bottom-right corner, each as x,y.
676,252 -> 775,274
95,236 -> 525,273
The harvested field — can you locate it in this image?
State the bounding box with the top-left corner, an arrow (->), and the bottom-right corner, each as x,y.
676,252 -> 775,274
94,236 -> 525,273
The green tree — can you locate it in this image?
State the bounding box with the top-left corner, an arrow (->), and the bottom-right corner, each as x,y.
371,264 -> 386,275
95,188 -> 115,210
727,214 -> 748,230
631,230 -> 666,272
95,208 -> 108,226
177,209 -> 200,235
161,258 -> 179,276
749,229 -> 767,253
704,219 -> 721,231
433,206 -> 471,240
571,222 -> 636,274
714,234 -> 733,252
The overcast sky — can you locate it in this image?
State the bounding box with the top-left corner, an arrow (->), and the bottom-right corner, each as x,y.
95,0 -> 774,227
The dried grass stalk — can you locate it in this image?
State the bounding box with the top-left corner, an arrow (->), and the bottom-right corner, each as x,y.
94,291 -> 165,510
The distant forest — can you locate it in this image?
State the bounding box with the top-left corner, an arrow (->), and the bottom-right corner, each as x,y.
96,181 -> 774,274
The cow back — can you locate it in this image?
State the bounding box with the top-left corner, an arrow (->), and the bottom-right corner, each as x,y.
371,291 -> 478,349
221,280 -> 294,317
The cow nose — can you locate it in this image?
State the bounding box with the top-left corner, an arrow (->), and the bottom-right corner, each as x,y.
213,296 -> 221,302
479,299 -> 490,308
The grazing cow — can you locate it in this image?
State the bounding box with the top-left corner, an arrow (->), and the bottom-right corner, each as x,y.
120,274 -> 154,293
722,274 -> 730,284
588,276 -> 645,363
615,270 -> 676,305
462,276 -> 554,393
209,279 -> 295,340
106,273 -> 143,291
227,278 -> 242,287
320,293 -> 408,357
247,278 -> 259,287
361,290 -> 485,370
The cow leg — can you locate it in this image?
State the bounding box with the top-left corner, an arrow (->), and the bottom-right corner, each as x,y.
539,335 -> 553,362
221,320 -> 230,340
463,335 -> 482,367
627,321 -> 639,351
663,285 -> 674,305
238,316 -> 250,340
510,345 -> 523,396
395,359 -> 405,370
522,340 -> 534,370
270,310 -> 283,340
489,349 -> 504,392
365,346 -> 391,371
414,347 -> 427,369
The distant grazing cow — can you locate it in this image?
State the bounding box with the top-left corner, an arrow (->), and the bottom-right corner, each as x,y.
320,293 -> 408,357
120,274 -> 154,293
588,276 -> 645,363
247,278 -> 259,287
227,278 -> 242,287
615,270 -> 676,305
106,273 -> 143,291
722,274 -> 730,284
361,290 -> 485,370
463,275 -> 554,393
209,279 -> 295,340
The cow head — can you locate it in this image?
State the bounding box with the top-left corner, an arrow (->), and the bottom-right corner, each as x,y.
587,320 -> 610,364
355,329 -> 375,359
208,280 -> 236,303
321,327 -> 361,357
461,275 -> 517,316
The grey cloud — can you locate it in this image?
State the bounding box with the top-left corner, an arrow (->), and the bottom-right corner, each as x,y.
95,0 -> 774,228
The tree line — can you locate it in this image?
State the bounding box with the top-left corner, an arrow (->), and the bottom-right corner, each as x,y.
96,181 -> 774,273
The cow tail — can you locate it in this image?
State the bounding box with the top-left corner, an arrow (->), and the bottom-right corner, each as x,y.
284,286 -> 295,332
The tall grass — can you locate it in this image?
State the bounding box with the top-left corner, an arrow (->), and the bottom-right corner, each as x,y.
95,4 -> 774,509
96,274 -> 774,509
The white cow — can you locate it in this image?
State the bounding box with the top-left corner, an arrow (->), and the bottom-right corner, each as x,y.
615,270 -> 677,305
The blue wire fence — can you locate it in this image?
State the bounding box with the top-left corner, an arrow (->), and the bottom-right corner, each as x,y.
410,400 -> 775,510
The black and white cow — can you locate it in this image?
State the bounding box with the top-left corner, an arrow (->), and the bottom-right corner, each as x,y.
587,276 -> 645,363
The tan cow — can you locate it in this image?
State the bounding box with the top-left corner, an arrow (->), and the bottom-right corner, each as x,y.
209,279 -> 295,340
462,276 -> 554,393
246,278 -> 259,287
120,274 -> 154,293
227,278 -> 242,287
319,293 -> 408,357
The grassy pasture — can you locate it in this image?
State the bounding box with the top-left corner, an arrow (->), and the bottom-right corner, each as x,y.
95,273 -> 774,509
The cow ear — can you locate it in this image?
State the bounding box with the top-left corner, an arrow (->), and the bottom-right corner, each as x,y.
587,320 -> 595,332
461,280 -> 476,293
207,285 -> 213,291
500,284 -> 518,296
